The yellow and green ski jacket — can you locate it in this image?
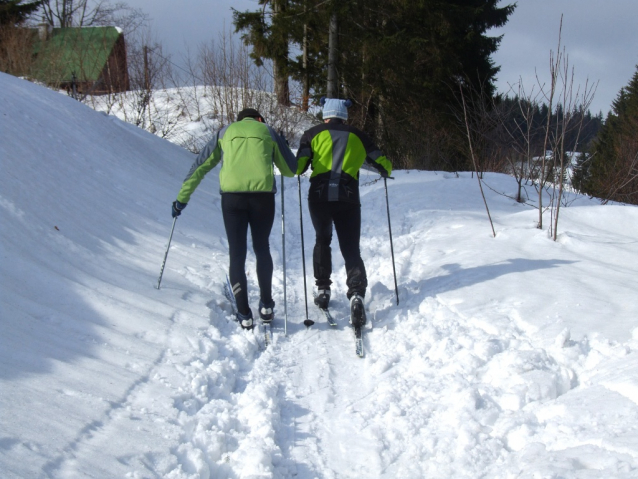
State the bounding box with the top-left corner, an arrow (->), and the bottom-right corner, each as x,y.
296,119 -> 392,204
177,118 -> 297,204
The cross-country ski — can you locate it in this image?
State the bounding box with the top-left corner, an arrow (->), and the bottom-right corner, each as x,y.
318,306 -> 338,327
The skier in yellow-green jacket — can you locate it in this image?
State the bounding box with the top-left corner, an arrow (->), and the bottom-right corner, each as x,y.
296,98 -> 392,328
172,108 -> 297,330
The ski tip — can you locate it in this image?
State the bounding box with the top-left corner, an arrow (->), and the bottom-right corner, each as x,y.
303,319 -> 315,329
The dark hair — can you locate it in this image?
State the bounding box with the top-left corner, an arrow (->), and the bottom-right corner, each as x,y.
237,108 -> 264,122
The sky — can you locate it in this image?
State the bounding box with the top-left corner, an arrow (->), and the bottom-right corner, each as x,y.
490,0 -> 638,116
3,70 -> 638,477
123,0 -> 638,117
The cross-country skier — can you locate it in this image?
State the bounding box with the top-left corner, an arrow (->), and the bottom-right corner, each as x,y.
172,108 -> 297,330
296,98 -> 392,327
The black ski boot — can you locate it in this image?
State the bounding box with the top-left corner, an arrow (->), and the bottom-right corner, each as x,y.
350,294 -> 366,328
314,288 -> 331,310
259,299 -> 275,324
236,310 -> 254,330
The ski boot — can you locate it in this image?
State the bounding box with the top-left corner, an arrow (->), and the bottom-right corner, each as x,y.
236,310 -> 254,330
314,288 -> 331,310
350,293 -> 366,328
259,299 -> 275,324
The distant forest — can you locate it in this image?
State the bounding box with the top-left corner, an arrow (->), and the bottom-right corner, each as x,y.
496,96 -> 603,155
574,66 -> 638,205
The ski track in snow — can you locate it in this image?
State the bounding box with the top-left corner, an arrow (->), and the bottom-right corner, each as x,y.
120,177 -> 635,478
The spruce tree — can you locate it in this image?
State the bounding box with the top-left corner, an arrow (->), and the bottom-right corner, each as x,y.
234,0 -> 515,168
233,0 -> 293,106
585,66 -> 638,204
0,0 -> 42,25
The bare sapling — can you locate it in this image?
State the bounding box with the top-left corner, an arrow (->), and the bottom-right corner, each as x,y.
530,16 -> 596,239
0,24 -> 37,78
459,83 -> 497,237
536,25 -> 560,230
497,81 -> 544,203
549,67 -> 595,240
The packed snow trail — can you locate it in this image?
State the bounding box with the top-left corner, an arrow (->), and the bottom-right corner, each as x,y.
2,73 -> 638,478
160,173 -> 638,478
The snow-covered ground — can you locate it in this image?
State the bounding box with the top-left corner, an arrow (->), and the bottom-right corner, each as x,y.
84,86 -> 317,155
2,72 -> 638,478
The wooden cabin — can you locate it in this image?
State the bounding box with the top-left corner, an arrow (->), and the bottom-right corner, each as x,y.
32,25 -> 129,95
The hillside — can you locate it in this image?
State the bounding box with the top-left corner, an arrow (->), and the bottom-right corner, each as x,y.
2,72 -> 638,478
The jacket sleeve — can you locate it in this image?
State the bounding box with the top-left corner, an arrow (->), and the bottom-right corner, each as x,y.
295,130 -> 313,175
268,127 -> 298,177
360,131 -> 392,177
365,149 -> 392,177
176,131 -> 223,203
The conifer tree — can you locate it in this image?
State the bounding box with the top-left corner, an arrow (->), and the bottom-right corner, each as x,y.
585,66 -> 638,204
234,0 -> 515,168
0,0 -> 42,25
233,0 -> 293,106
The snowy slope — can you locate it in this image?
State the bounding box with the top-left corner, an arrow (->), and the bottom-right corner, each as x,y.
2,72 -> 638,478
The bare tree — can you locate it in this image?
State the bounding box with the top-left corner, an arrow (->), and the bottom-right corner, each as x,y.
82,22 -> 179,138
494,82 -> 545,203
526,17 -> 595,238
191,29 -> 311,141
548,63 -> 595,240
454,17 -> 596,242
39,0 -> 145,31
84,27 -> 314,154
0,23 -> 37,76
458,83 -> 497,237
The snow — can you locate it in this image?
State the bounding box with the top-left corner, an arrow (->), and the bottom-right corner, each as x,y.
2,71 -> 638,478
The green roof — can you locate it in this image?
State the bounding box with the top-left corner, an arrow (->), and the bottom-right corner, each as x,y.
32,26 -> 122,83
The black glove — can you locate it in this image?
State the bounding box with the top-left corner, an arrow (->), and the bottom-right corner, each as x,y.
172,200 -> 187,218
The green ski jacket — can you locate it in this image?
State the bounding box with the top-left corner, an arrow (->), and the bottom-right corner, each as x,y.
177,118 -> 297,203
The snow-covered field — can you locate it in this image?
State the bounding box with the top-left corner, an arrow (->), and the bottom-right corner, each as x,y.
2,72 -> 638,478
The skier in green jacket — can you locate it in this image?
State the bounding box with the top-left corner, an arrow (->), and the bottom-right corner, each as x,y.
172,108 -> 297,330
296,98 -> 392,327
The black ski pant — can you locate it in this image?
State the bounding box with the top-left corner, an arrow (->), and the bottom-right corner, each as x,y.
222,193 -> 275,316
308,200 -> 367,299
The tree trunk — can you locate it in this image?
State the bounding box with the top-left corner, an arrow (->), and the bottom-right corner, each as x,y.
327,10 -> 338,98
302,19 -> 309,110
273,0 -> 290,106
274,57 -> 290,106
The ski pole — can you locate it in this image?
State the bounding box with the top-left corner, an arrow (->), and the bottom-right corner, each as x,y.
384,177 -> 399,305
281,174 -> 288,336
156,216 -> 177,289
298,175 -> 309,322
